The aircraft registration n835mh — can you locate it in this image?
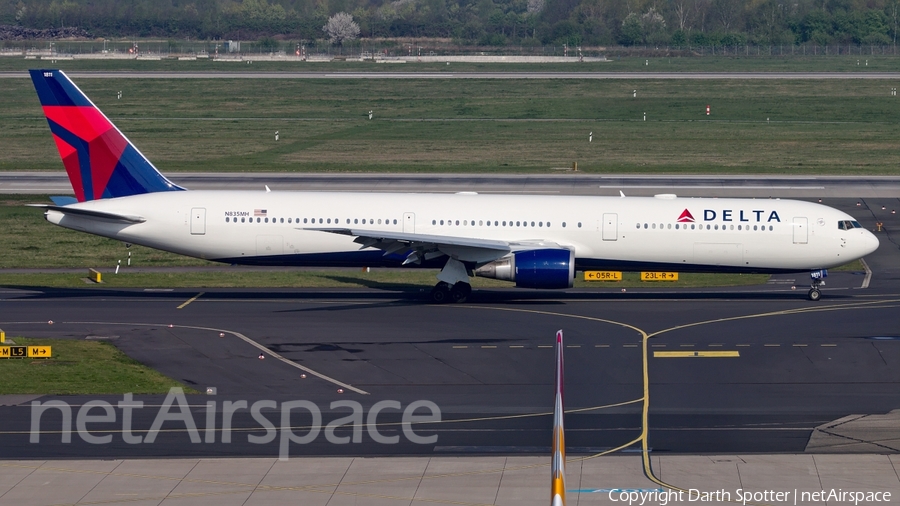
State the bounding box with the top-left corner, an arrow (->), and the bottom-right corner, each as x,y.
28,69 -> 879,303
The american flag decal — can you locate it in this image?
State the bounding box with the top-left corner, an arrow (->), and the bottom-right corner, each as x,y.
254,209 -> 267,217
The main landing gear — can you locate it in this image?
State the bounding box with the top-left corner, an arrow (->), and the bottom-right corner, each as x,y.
430,257 -> 473,303
430,281 -> 472,304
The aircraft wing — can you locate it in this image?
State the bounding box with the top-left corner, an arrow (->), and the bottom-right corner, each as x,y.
306,227 -> 519,264
28,204 -> 147,224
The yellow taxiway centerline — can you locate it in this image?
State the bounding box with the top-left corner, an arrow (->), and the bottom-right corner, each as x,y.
653,350 -> 740,358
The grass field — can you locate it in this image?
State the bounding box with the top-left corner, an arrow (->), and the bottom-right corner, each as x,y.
2,74 -> 899,174
0,337 -> 194,394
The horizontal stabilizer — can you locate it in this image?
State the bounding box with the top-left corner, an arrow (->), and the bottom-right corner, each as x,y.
49,196 -> 78,206
28,204 -> 146,223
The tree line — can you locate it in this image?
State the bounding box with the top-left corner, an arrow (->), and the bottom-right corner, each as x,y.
2,0 -> 898,48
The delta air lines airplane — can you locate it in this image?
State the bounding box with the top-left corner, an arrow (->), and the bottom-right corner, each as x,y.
29,69 -> 879,302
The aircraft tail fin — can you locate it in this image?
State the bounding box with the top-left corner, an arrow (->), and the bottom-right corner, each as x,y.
29,69 -> 185,202
551,329 -> 566,506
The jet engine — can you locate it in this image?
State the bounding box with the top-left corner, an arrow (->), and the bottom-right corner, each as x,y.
474,249 -> 574,289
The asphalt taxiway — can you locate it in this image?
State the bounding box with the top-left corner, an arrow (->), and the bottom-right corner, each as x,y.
1,283 -> 899,459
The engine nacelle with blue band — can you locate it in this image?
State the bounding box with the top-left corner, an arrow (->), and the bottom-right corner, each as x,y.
474,249 -> 575,289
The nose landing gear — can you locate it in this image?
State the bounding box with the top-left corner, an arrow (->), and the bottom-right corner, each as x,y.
808,269 -> 827,301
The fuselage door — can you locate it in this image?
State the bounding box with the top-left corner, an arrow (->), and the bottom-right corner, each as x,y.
793,217 -> 808,244
190,208 -> 206,235
602,213 -> 618,241
403,212 -> 415,233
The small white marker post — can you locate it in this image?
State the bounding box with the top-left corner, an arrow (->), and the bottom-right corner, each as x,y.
368,110 -> 373,120
127,251 -> 131,266
633,89 -> 636,98
275,131 -> 279,141
643,112 -> 646,121
589,131 -> 592,143
115,260 -> 120,274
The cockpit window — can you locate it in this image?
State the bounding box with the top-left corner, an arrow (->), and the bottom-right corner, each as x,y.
838,220 -> 861,230
851,221 -> 862,228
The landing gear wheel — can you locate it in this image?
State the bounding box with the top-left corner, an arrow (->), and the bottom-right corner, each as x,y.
449,282 -> 472,303
430,282 -> 451,304
807,288 -> 821,301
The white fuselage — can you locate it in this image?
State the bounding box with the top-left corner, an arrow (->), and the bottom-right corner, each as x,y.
45,191 -> 879,273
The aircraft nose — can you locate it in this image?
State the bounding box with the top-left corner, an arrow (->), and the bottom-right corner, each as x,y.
861,229 -> 880,256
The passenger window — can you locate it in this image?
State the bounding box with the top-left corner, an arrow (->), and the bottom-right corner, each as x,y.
226,217 -> 230,223
562,222 -> 566,228
578,222 -> 582,228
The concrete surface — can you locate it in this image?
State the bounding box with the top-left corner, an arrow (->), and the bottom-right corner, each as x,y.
1,454 -> 898,505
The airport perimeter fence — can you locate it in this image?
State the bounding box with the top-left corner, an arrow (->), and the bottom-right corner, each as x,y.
2,39 -> 898,60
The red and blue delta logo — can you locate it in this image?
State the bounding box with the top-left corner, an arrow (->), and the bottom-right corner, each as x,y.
677,209 -> 695,223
